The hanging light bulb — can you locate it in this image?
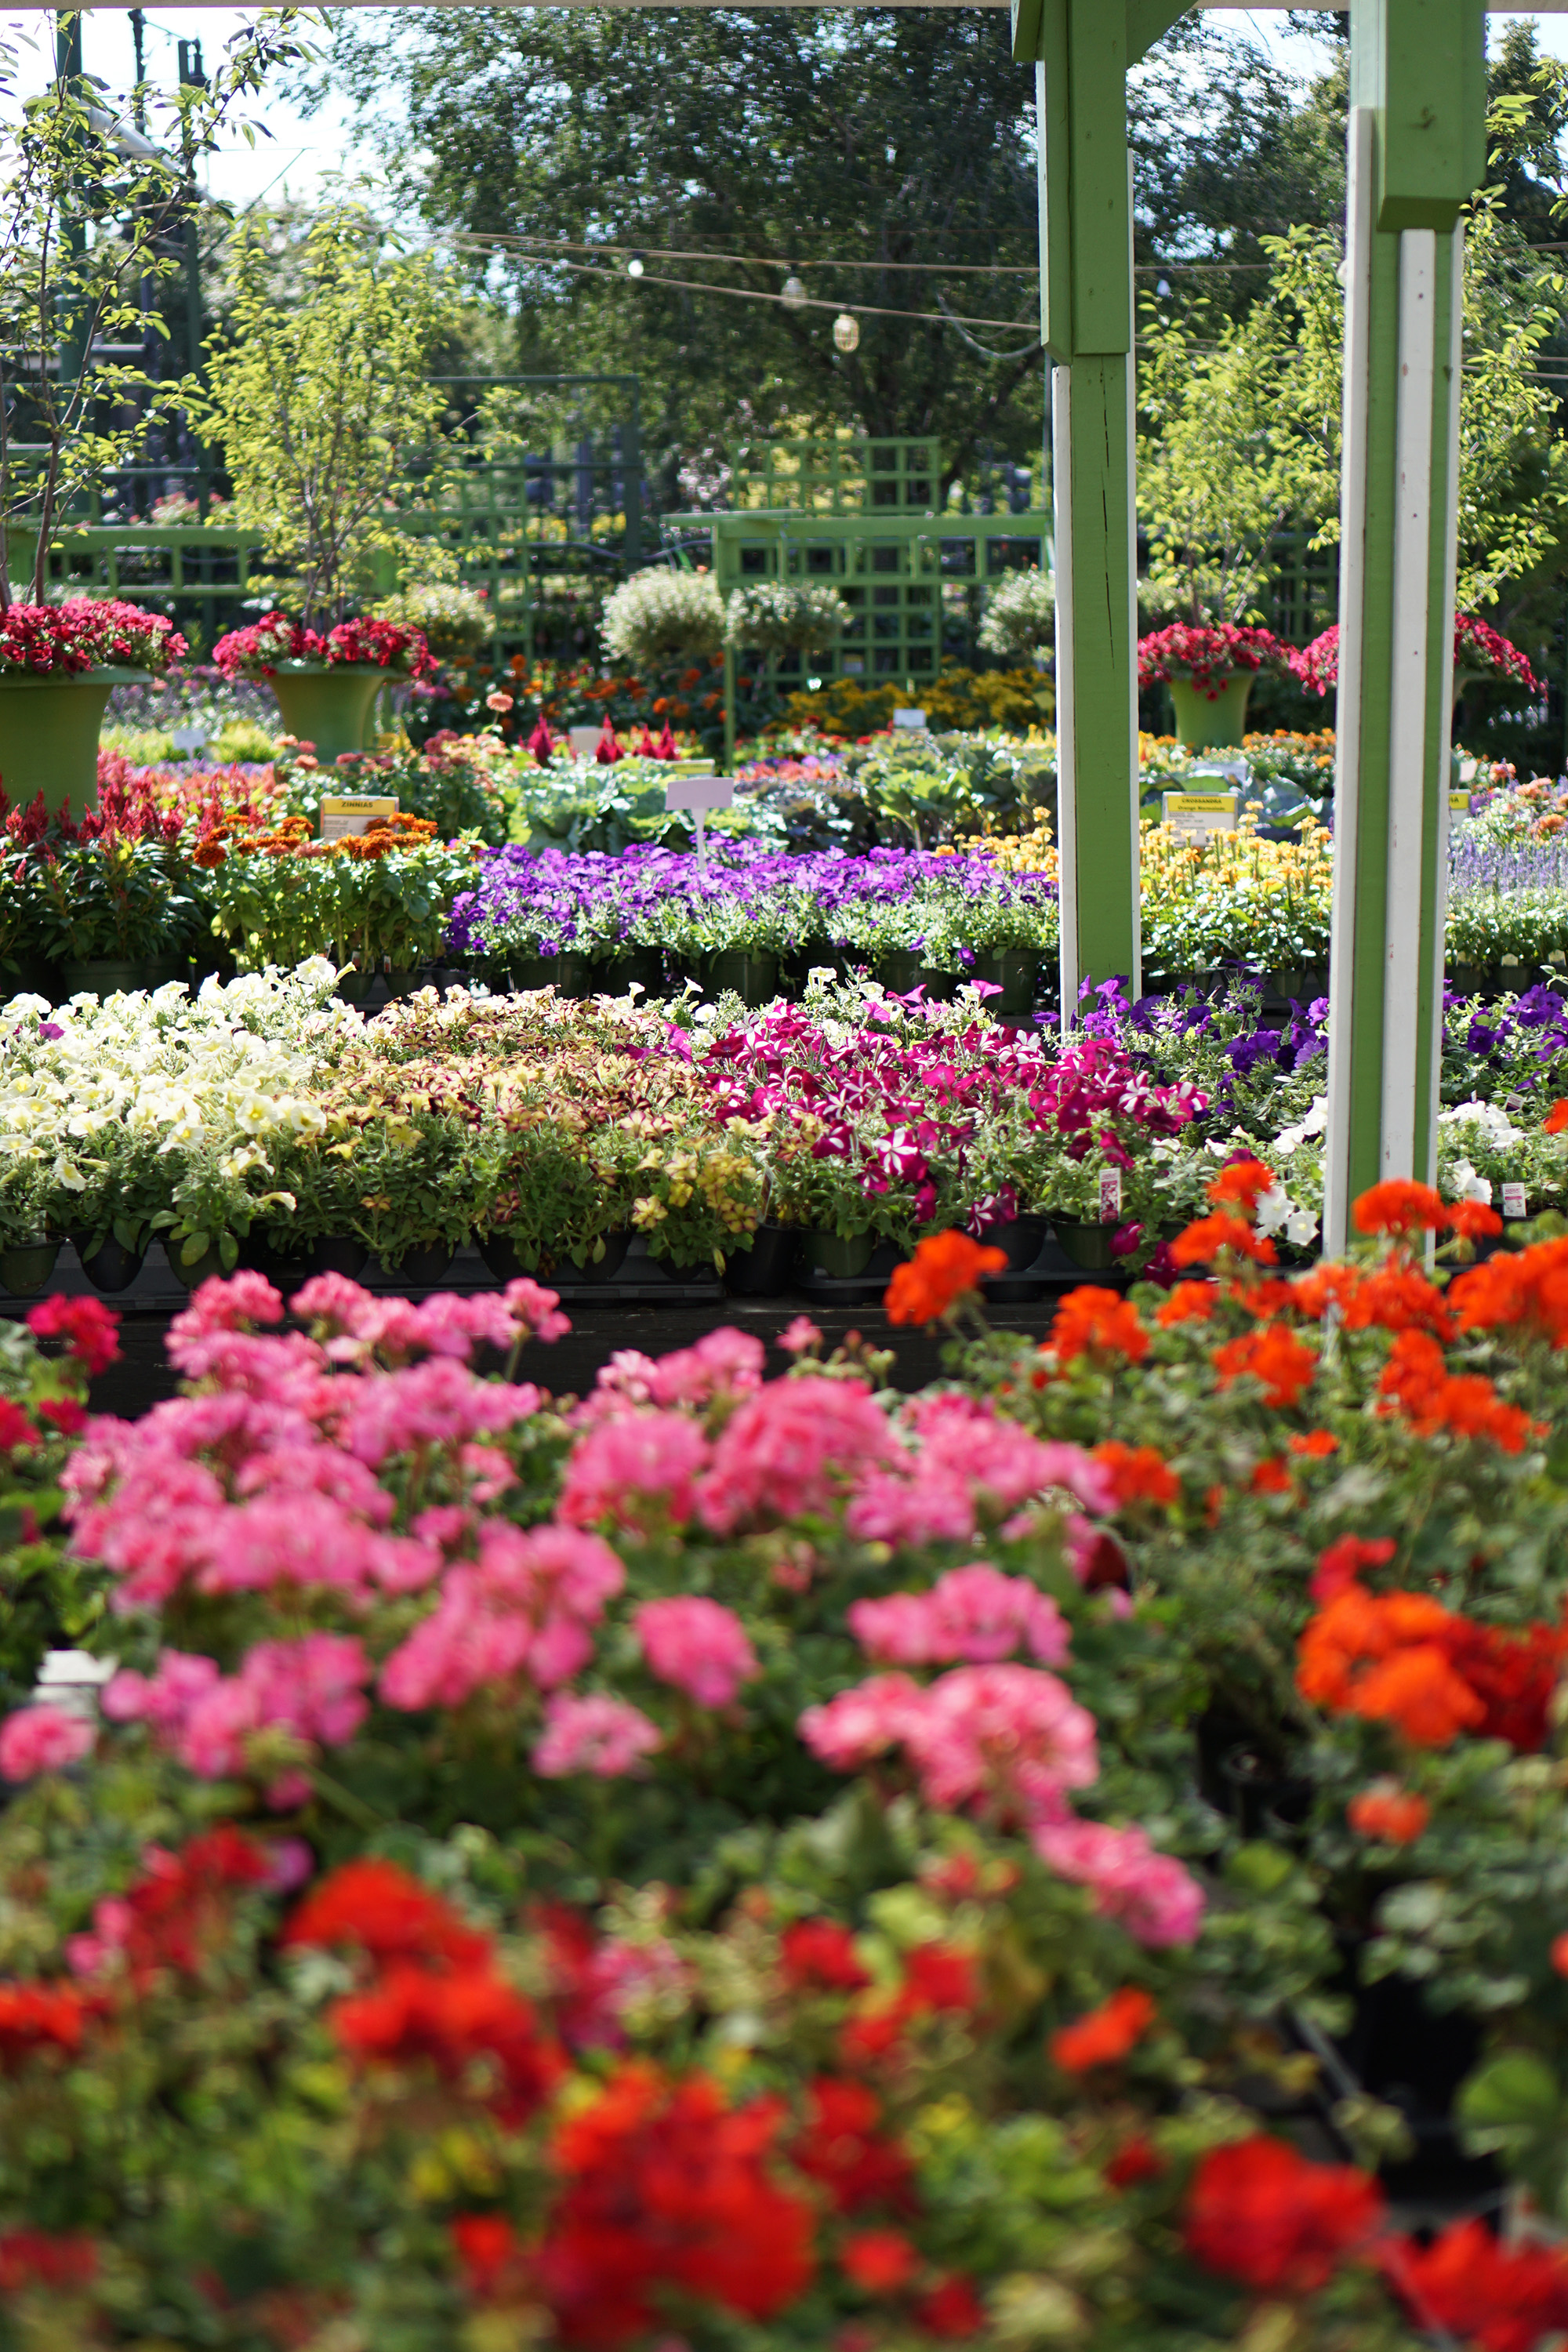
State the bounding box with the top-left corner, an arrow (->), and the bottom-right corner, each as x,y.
781,272 -> 807,312
832,312 -> 860,354
626,252 -> 644,278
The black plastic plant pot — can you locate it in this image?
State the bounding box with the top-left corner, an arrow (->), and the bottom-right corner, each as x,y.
601,949 -> 666,998
976,1214 -> 1050,1272
386,1243 -> 455,1289
383,967 -> 431,1000
561,1230 -> 633,1284
877,950 -> 924,996
509,956 -> 552,993
916,964 -> 957,1003
60,960 -> 173,1000
310,1236 -> 369,1281
725,1223 -> 798,1296
710,950 -> 781,1007
973,948 -> 1042,1016
162,1239 -> 227,1289
334,969 -> 373,1006
0,1240 -> 60,1297
802,1229 -> 875,1279
1051,1218 -> 1119,1272
477,1234 -> 528,1283
71,1232 -> 145,1293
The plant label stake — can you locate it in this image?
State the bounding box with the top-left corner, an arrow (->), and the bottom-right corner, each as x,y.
892,707 -> 928,730
664,774 -> 735,872
1098,1167 -> 1123,1224
1162,789 -> 1239,844
320,795 -> 399,841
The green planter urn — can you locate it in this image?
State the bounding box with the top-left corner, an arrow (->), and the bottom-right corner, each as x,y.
267,665 -> 385,762
0,666 -> 149,819
1167,671 -> 1253,753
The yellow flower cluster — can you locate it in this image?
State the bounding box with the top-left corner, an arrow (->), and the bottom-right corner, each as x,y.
1138,815 -> 1332,906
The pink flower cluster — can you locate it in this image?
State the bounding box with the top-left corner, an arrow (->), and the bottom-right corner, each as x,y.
533,1692 -> 662,1778
0,1704 -> 93,1781
103,1634 -> 371,1806
847,1393 -> 1112,1548
1033,1818 -> 1206,1948
847,1564 -> 1069,1668
633,1597 -> 759,1708
1292,616 -> 1542,700
378,1524 -> 625,1710
1136,622 -> 1289,694
0,597 -> 186,677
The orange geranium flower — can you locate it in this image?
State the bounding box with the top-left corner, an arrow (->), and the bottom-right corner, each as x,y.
1545,1101 -> 1568,1135
1289,1430 -> 1340,1457
1290,1262 -> 1365,1319
1377,1329 -> 1534,1453
1340,1265 -> 1455,1338
1352,1181 -> 1447,1238
1250,1457 -> 1291,1495
1297,1584 -> 1485,1745
1155,1281 -> 1216,1328
1093,1441 -> 1180,1508
1171,1215 -> 1278,1269
1450,1233 -> 1568,1347
1047,1288 -> 1150,1366
1049,1987 -> 1156,2073
1207,1159 -> 1276,1212
1347,1783 -> 1431,1843
1445,1200 -> 1503,1241
1210,1325 -> 1319,1408
884,1232 -> 1007,1326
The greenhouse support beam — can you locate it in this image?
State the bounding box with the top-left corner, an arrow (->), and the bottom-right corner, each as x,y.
1321,0 -> 1484,1253
1018,0 -> 1186,1007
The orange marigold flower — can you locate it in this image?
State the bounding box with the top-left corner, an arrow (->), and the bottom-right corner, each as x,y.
1207,1158 -> 1276,1212
1049,1987 -> 1156,2073
1347,1782 -> 1431,1844
1093,1441 -> 1180,1508
1546,1101 -> 1568,1135
1210,1324 -> 1319,1408
1155,1280 -> 1216,1327
1250,1457 -> 1292,1495
1353,1180 -> 1448,1237
1047,1288 -> 1150,1365
1171,1214 -> 1278,1269
884,1232 -> 1007,1326
1289,1430 -> 1340,1458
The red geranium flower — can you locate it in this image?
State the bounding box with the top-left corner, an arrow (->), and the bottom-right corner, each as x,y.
1184,2136 -> 1385,2295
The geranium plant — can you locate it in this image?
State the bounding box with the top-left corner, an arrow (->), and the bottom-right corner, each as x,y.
1137,622 -> 1291,699
211,611 -> 434,682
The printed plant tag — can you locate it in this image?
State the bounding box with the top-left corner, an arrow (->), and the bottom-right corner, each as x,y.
1502,1181 -> 1529,1220
1098,1167 -> 1123,1225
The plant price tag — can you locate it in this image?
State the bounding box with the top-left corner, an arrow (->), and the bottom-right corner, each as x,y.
1098,1167 -> 1123,1225
320,796 -> 399,841
1502,1182 -> 1529,1220
1449,792 -> 1472,815
892,708 -> 928,730
1163,790 -> 1239,844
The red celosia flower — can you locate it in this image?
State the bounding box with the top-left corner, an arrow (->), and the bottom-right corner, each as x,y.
0,2229 -> 98,2293
916,2274 -> 987,2336
1047,1288 -> 1150,1365
885,1233 -> 1007,1326
1049,1986 -> 1156,2073
1347,1783 -> 1431,1843
541,2063 -> 816,2345
284,1859 -> 491,1971
330,1962 -> 562,2126
841,2229 -> 920,2293
1170,1215 -> 1277,1269
781,1919 -> 871,1994
1184,2136 -> 1385,2294
1381,2219 -> 1568,2352
1155,1280 -> 1216,1327
792,2078 -> 916,2214
1093,1442 -> 1180,1507
1105,2134 -> 1166,2187
25,1294 -> 120,1376
1310,1534 -> 1396,1602
1210,1325 -> 1318,1408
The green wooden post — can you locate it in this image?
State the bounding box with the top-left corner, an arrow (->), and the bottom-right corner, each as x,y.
1016,0 -> 1187,1006
1320,0 -> 1486,1250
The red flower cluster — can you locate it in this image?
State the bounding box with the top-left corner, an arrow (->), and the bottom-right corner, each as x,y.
839,1942 -> 982,2063
539,2062 -> 816,2345
1450,1233 -> 1568,1349
0,1982 -> 96,2066
1046,1288 -> 1150,1367
1377,1329 -> 1534,1453
1183,2135 -> 1385,2294
885,1232 -> 1007,1327
1137,623 -> 1290,695
0,2228 -> 98,2293
1382,2218 -> 1568,2352
325,614 -> 437,680
781,1917 -> 873,1994
287,1860 -> 561,2128
792,2077 -> 916,2212
26,1294 -> 121,1377
0,597 -> 185,677
1293,617 -> 1541,699
1298,1581 -> 1567,1751
212,612 -> 433,681
1049,1986 -> 1156,2072
1092,1441 -> 1181,1508
104,1825 -> 275,1987
1210,1324 -> 1319,1409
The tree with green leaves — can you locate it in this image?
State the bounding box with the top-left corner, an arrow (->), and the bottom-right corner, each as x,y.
0,8 -> 307,609
191,205 -> 467,623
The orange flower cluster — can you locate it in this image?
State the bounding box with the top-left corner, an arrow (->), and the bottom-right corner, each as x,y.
1170,1214 -> 1277,1269
1298,1582 -> 1567,1750
1092,1441 -> 1180,1507
1347,1781 -> 1430,1843
1045,1288 -> 1150,1367
1210,1323 -> 1319,1408
1450,1233 -> 1568,1348
1377,1329 -> 1534,1453
884,1232 -> 1007,1326
1049,1986 -> 1156,2073
1155,1280 -> 1215,1328
205,811 -> 441,865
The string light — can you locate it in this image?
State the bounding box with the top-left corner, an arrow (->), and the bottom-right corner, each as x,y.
832,313 -> 860,353
626,252 -> 644,277
781,273 -> 807,310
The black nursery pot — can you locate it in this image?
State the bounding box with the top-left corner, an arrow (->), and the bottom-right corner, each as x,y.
725,1223 -> 798,1296
976,1214 -> 1049,1273
385,1243 -> 455,1288
71,1232 -> 145,1293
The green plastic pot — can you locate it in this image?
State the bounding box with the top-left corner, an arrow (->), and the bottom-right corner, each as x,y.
1051,1218 -> 1119,1272
1167,671 -> 1253,752
0,1240 -> 60,1297
162,1238 -> 228,1288
0,666 -> 147,819
803,1229 -> 875,1279
972,948 -> 1042,1015
710,950 -> 780,1007
267,665 -> 385,764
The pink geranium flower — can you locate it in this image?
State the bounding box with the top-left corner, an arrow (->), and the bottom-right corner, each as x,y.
532,1693 -> 662,1779
633,1596 -> 760,1708
0,1704 -> 93,1781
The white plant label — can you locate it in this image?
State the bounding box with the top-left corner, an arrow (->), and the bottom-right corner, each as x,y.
1502,1182 -> 1528,1219
1098,1167 -> 1123,1224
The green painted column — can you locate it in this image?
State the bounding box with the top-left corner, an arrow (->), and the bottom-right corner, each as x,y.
1321,0 -> 1486,1250
1016,0 -> 1187,1005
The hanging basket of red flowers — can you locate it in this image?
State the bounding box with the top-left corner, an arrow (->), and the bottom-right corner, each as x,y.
1292,616 -> 1543,702
0,598 -> 187,820
1137,622 -> 1290,750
